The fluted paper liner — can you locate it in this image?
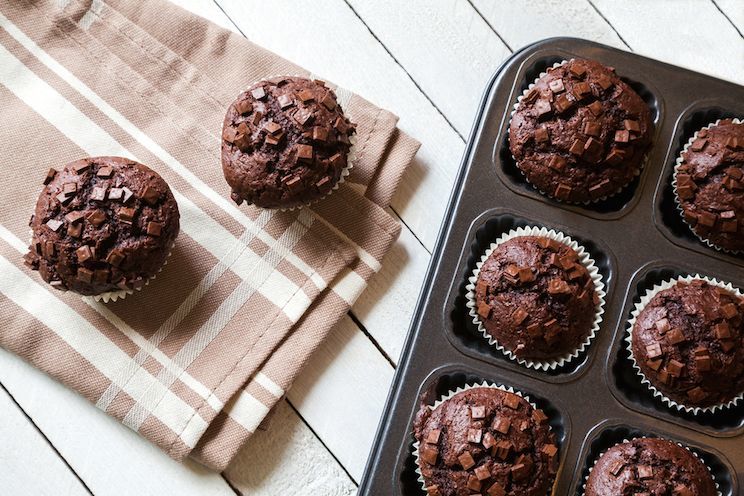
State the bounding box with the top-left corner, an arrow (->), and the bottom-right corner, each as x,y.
672,117 -> 743,254
509,59 -> 648,204
581,437 -> 721,496
465,225 -> 606,370
625,274 -> 744,414
412,382 -> 555,496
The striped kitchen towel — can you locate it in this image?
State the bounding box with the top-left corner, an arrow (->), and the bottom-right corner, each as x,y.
0,0 -> 419,470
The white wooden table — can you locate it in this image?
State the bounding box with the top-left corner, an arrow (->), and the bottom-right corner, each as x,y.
2,1 -> 742,494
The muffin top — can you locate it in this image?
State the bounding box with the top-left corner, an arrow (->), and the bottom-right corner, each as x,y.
413,387 -> 558,496
631,279 -> 744,408
676,119 -> 744,252
474,235 -> 598,361
585,438 -> 716,496
221,76 -> 356,209
509,58 -> 653,203
25,157 -> 180,296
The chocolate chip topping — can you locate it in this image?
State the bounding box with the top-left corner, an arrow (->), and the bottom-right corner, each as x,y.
25,157 -> 179,296
509,58 -> 653,203
221,77 -> 356,209
585,438 -> 716,496
474,236 -> 598,360
413,387 -> 557,496
676,119 -> 744,252
631,279 -> 744,407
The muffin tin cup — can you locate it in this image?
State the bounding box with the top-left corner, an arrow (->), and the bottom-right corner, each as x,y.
411,381 -> 555,496
625,274 -> 744,414
465,225 -> 606,370
580,437 -> 722,496
230,75 -> 357,213
509,59 -> 649,205
672,118 -> 743,254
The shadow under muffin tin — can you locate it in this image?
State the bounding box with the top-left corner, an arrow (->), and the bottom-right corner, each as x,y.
358,38 -> 744,496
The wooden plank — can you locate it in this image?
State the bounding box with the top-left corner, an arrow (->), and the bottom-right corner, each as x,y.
347,0 -> 511,135
215,0 -> 466,252
0,385 -> 90,496
0,348 -> 235,496
224,400 -> 356,495
714,0 -> 744,35
286,315 -> 395,481
592,0 -> 744,84
470,0 -> 626,50
353,217 -> 430,363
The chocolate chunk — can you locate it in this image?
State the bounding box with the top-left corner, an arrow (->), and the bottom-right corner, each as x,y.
666,359 -> 685,377
569,63 -> 586,77
425,429 -> 441,445
532,409 -> 549,425
90,186 -> 107,202
106,249 -> 125,267
687,386 -> 708,403
492,416 -> 511,434
583,120 -> 602,137
553,94 -> 573,114
76,245 -> 93,263
320,92 -> 337,110
97,166 -> 113,178
511,462 -> 531,481
312,126 -> 330,143
138,185 -> 159,205
277,94 -> 293,109
467,428 -> 482,444
637,465 -> 653,479
624,119 -> 641,133
118,207 -> 136,224
494,440 -> 512,460
534,99 -> 552,117
548,79 -> 565,93
264,121 -> 282,135
587,100 -> 603,116
695,354 -> 711,372
72,162 -> 92,174
583,137 -> 603,161
474,464 -> 490,481
420,444 -> 438,465
503,394 -> 520,410
296,144 -> 314,161
547,279 -> 570,294
646,342 -> 663,359
690,137 -> 707,151
67,223 -> 82,239
714,322 -> 731,340
486,483 -> 505,496
76,267 -> 94,283
512,307 -> 529,325
572,81 -> 591,99
667,327 -> 686,345
86,210 -> 106,227
614,130 -> 630,143
534,126 -> 549,143
595,74 -> 613,91
482,432 -> 496,449
250,87 -> 266,100
63,182 -> 77,194
466,475 -> 481,492
43,168 -> 57,185
146,221 -> 163,237
458,451 -> 476,470
569,138 -> 586,155
548,156 -> 567,171
477,301 -> 492,319
46,219 -> 63,232
235,99 -> 253,115
721,302 -> 738,319
64,211 -> 85,224
108,188 -> 123,201
471,405 -> 486,419
554,183 -> 572,199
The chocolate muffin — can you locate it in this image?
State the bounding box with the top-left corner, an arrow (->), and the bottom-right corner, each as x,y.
473,235 -> 600,362
509,58 -> 653,203
221,76 -> 356,209
631,279 -> 744,408
414,386 -> 558,496
675,119 -> 744,252
24,157 -> 179,297
585,438 -> 716,496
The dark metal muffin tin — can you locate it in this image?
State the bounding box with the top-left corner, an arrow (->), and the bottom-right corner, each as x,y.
357,38 -> 743,495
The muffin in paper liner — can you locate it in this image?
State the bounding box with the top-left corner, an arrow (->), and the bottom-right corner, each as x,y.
465,225 -> 606,370
222,75 -> 356,212
625,274 -> 744,414
411,382 -> 557,496
672,117 -> 743,254
508,59 -> 650,204
28,234 -> 174,305
581,437 -> 721,496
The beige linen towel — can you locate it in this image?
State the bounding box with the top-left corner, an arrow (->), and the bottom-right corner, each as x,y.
0,0 -> 418,470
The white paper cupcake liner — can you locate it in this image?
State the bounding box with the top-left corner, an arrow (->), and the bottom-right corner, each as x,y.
672,117 -> 743,254
581,437 -> 721,496
412,382 -> 555,496
625,274 -> 744,414
228,75 -> 357,212
509,59 -> 648,204
465,226 -> 606,370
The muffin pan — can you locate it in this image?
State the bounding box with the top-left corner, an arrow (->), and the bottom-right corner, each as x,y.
357,38 -> 744,495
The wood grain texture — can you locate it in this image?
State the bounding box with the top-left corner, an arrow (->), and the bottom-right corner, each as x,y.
224,400 -> 356,495
0,348 -> 236,496
0,386 -> 90,496
592,0 -> 744,84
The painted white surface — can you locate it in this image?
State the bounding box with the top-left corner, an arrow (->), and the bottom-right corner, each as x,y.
2,0 -> 742,494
